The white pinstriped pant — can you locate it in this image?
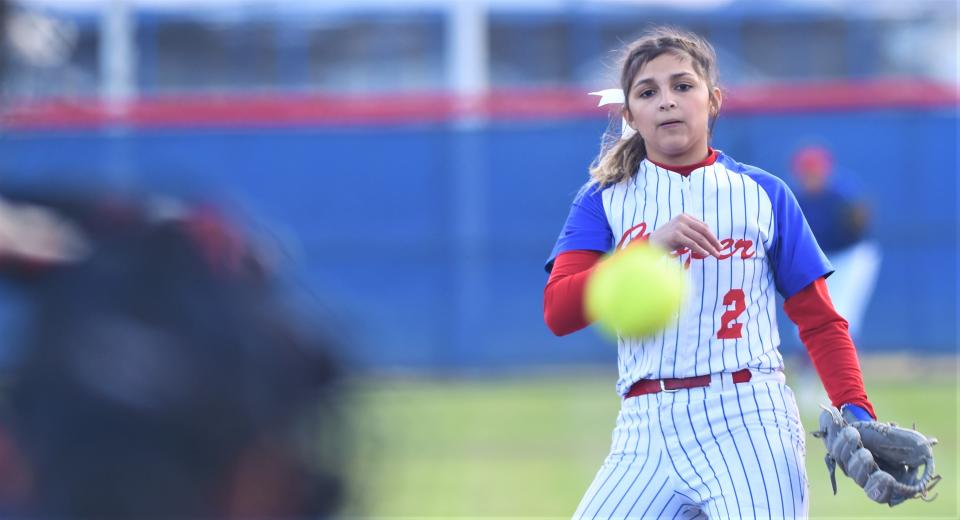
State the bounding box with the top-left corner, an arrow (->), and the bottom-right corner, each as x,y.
573,372 -> 808,520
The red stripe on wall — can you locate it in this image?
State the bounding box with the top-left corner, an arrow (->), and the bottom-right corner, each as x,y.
3,80 -> 957,130
722,80 -> 959,113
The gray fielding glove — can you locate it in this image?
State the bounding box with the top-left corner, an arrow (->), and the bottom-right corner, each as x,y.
813,405 -> 942,507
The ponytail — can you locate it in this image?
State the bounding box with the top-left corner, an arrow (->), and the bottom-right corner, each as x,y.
589,129 -> 646,187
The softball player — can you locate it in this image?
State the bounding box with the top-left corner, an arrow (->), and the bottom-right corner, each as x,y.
544,28 -> 876,519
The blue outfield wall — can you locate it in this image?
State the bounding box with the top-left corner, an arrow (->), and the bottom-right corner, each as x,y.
0,106 -> 956,369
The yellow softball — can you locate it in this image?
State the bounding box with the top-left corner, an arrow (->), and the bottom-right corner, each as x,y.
585,242 -> 689,338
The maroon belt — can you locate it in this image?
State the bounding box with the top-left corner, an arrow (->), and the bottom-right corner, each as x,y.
626,369 -> 752,398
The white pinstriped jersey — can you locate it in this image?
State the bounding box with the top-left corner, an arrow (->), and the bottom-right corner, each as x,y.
547,152 -> 832,396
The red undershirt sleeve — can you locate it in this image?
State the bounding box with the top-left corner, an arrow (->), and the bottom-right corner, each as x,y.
783,277 -> 876,419
543,250 -> 603,336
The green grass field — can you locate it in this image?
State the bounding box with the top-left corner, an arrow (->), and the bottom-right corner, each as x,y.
346,357 -> 958,518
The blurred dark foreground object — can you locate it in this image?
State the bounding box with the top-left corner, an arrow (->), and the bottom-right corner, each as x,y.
0,188 -> 346,519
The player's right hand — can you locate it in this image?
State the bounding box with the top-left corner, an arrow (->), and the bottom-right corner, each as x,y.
648,213 -> 723,258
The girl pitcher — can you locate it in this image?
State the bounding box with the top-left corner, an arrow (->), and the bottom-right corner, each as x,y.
544,27 -> 875,519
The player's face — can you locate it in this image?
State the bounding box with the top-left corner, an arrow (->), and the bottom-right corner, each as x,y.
623,53 -> 720,166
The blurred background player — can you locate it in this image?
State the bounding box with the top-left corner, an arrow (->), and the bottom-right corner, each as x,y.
791,145 -> 881,340
0,189 -> 347,519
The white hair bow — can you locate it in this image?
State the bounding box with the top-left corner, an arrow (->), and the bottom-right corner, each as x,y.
589,89 -> 637,140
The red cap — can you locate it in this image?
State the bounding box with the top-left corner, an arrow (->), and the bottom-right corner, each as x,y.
792,145 -> 833,178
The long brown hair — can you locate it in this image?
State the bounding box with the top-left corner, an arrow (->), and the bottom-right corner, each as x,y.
590,27 -> 721,187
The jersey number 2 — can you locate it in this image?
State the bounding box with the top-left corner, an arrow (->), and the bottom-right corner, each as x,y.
717,289 -> 746,339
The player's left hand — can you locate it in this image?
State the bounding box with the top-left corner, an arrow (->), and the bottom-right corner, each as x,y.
813,405 -> 942,507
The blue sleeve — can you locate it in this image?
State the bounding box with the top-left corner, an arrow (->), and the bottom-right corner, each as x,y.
544,182 -> 613,272
740,165 -> 833,298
